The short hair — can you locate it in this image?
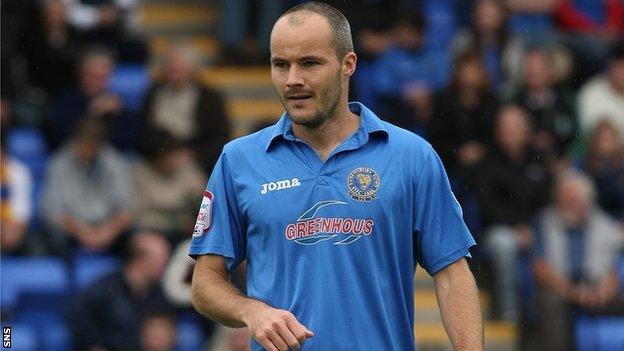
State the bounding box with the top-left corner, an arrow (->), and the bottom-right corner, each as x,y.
78,46 -> 116,68
555,169 -> 596,203
278,1 -> 354,58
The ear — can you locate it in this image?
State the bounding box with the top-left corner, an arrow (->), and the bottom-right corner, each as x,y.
342,52 -> 357,78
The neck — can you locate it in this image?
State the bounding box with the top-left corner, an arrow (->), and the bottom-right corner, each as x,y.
123,264 -> 150,296
291,99 -> 359,161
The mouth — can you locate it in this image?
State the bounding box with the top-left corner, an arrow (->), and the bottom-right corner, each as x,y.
286,94 -> 312,102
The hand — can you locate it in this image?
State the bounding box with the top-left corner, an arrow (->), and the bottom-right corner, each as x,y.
457,142 -> 485,166
514,225 -> 534,249
88,94 -> 122,118
242,303 -> 314,351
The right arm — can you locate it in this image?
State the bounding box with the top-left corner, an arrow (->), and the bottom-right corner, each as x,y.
191,254 -> 314,351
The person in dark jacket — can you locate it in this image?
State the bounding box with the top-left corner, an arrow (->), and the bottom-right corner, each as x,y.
140,43 -> 230,173
69,230 -> 172,351
479,105 -> 551,322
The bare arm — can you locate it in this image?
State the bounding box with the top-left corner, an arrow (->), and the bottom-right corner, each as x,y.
433,258 -> 483,351
191,254 -> 314,351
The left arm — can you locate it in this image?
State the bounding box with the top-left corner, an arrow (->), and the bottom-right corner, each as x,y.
433,258 -> 483,351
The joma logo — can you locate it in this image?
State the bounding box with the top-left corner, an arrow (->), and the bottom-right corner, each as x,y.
261,178 -> 301,194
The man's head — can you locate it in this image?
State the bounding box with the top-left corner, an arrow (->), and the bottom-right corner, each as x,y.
451,51 -> 489,92
554,170 -> 595,226
124,230 -> 171,284
392,11 -> 426,50
78,47 -> 115,97
494,105 -> 532,154
270,2 -> 356,129
523,49 -> 554,91
42,0 -> 67,29
72,117 -> 107,164
140,311 -> 177,351
163,43 -> 200,89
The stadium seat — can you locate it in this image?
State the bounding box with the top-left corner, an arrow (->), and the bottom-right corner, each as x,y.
108,64 -> 151,112
72,252 -> 121,291
0,257 -> 70,312
175,318 -> 206,351
6,323 -> 39,351
40,322 -> 72,351
576,316 -> 624,351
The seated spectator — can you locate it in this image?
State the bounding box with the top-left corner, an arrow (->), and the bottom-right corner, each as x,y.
42,117 -> 134,256
374,10 -> 451,135
507,48 -> 577,164
208,326 -> 251,351
69,230 -> 172,351
23,0 -> 82,99
0,137 -> 33,255
140,43 -> 230,172
49,47 -> 138,151
479,105 -> 551,322
140,311 -> 177,351
430,51 -> 498,179
134,130 -> 206,245
578,42 -> 624,140
453,0 -> 523,91
532,170 -> 624,350
581,120 -> 624,222
65,0 -> 145,62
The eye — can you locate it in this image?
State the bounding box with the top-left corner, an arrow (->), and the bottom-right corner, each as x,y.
302,60 -> 318,67
273,61 -> 289,70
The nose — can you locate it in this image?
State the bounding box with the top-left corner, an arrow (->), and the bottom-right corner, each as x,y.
286,65 -> 304,88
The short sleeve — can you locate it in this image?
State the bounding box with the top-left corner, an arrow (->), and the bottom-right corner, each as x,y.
413,147 -> 476,275
188,152 -> 246,271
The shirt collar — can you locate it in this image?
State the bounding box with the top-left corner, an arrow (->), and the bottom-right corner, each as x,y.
265,101 -> 388,152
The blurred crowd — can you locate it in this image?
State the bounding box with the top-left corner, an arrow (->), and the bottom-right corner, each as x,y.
1,0 -> 624,350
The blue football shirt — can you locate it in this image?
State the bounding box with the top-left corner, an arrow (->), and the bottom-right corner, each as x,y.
190,102 -> 476,350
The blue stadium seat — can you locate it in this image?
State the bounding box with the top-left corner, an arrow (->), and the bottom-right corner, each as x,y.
108,64 -> 150,112
0,257 -> 70,312
40,322 -> 72,351
72,252 -> 121,291
576,316 -> 624,351
6,323 -> 39,351
175,318 -> 206,351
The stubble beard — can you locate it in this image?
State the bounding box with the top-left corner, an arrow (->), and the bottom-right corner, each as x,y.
285,73 -> 343,130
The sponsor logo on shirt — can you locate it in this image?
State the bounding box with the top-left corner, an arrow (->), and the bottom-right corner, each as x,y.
284,200 -> 375,245
261,178 -> 301,194
193,190 -> 213,237
347,167 -> 380,202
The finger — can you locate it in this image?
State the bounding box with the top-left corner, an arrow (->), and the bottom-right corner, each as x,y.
275,320 -> 301,350
285,314 -> 314,342
267,328 -> 290,351
256,333 -> 279,351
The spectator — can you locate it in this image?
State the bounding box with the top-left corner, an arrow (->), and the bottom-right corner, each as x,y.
430,51 -> 498,179
42,117 -> 134,256
453,0 -> 523,91
70,230 -> 172,351
374,10 -> 451,134
50,47 -> 138,151
479,105 -> 551,322
140,43 -> 230,172
532,170 -> 624,350
22,0 -> 82,98
581,120 -> 624,222
140,311 -> 177,351
507,48 -> 578,164
134,130 -> 206,245
65,0 -> 145,62
0,137 -> 33,255
577,42 -> 624,140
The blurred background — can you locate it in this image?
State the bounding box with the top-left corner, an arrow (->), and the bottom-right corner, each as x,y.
1,0 -> 623,350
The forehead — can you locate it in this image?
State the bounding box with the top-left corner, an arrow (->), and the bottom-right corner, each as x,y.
270,12 -> 336,59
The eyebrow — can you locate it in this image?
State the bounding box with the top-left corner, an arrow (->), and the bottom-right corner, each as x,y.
270,55 -> 326,64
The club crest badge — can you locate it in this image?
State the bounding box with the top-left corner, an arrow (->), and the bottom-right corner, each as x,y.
347,167 -> 380,202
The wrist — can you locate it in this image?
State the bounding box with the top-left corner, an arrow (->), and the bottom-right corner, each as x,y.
239,299 -> 267,326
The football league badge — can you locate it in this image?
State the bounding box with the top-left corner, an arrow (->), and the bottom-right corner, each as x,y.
347,167 -> 380,202
193,190 -> 213,237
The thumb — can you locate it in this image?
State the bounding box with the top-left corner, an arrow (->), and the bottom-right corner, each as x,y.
305,329 -> 315,338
